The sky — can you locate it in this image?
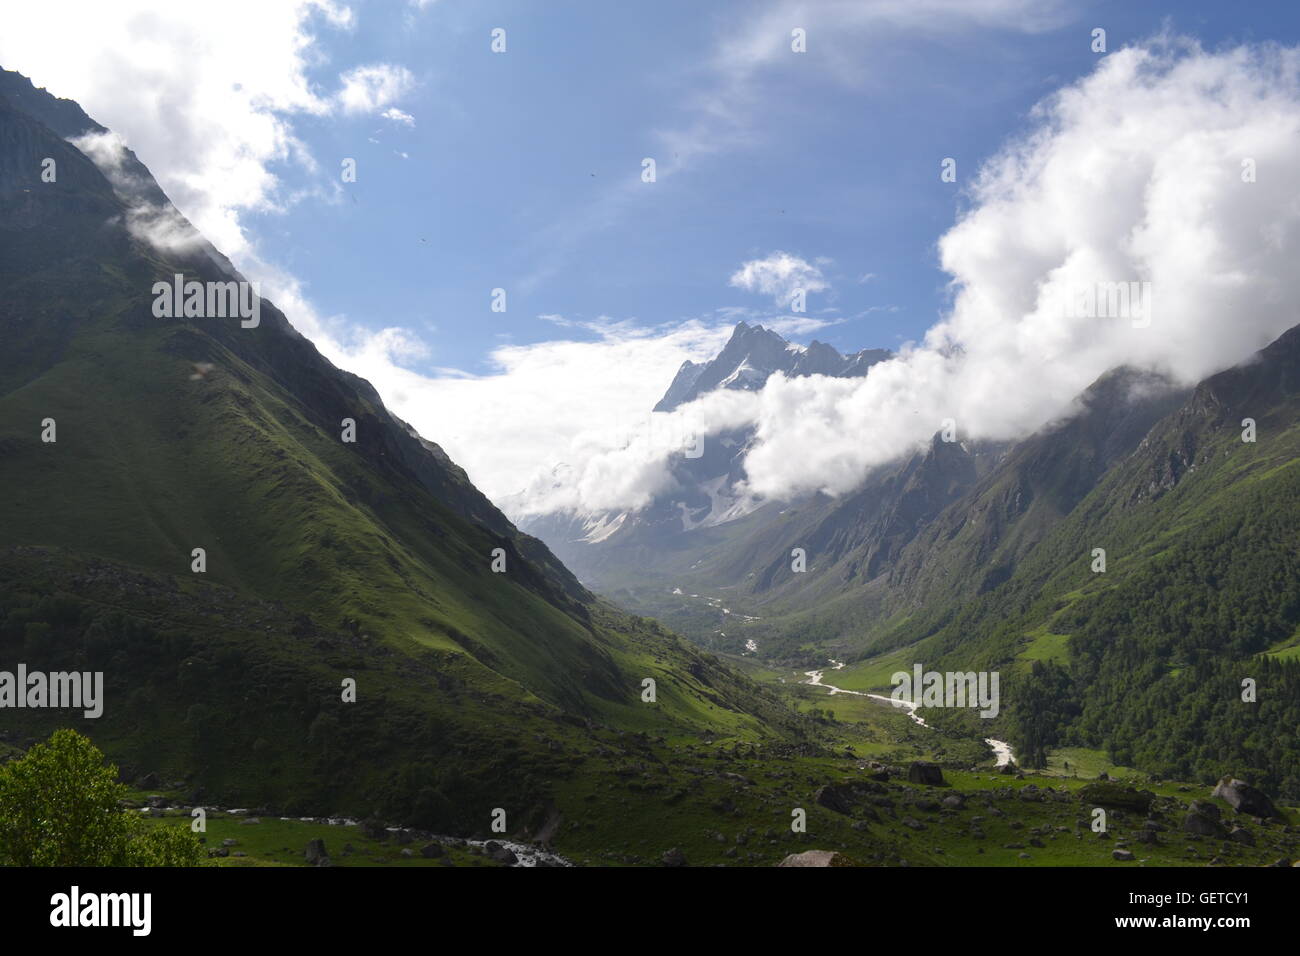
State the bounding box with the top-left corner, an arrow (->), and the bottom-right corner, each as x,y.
5,1 -> 1300,516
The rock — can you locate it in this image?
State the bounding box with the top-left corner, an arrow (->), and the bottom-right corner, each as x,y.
776,850 -> 854,867
902,817 -> 926,831
221,838 -> 238,847
401,848 -> 414,857
1212,777 -> 1279,820
485,842 -> 518,865
1189,799 -> 1220,820
941,794 -> 965,810
907,762 -> 946,786
661,847 -> 687,867
136,772 -> 161,790
1183,811 -> 1225,837
305,838 -> 329,866
1113,849 -> 1135,861
1227,827 -> 1256,847
360,819 -> 388,841
420,842 -> 445,859
239,817 -> 260,825
814,784 -> 854,815
1135,829 -> 1159,845
1077,782 -> 1155,814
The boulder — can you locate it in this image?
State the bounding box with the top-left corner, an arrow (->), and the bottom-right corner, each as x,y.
907,762 -> 946,786
304,838 -> 329,866
661,847 -> 687,867
1227,827 -> 1256,847
484,841 -> 518,865
777,850 -> 854,867
1077,782 -> 1155,814
1183,811 -> 1225,838
814,784 -> 854,815
1212,777 -> 1279,820
1112,849 -> 1135,861
419,842 -> 445,859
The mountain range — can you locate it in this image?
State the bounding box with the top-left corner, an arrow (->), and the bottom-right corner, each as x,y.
2,66 -> 1297,866
523,300 -> 1300,797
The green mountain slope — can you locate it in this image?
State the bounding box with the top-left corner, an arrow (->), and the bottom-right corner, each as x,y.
858,327 -> 1300,796
0,69 -> 802,830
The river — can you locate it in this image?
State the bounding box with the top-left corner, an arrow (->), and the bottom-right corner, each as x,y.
803,664 -> 1015,767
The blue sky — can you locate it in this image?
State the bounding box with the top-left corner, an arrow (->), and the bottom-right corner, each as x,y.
7,1 -> 1300,513
255,0 -> 1300,369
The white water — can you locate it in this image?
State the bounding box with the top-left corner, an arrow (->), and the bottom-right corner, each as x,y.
803,664 -> 1015,767
464,838 -> 572,868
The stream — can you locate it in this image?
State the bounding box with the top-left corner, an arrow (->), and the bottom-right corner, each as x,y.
803,663 -> 1016,767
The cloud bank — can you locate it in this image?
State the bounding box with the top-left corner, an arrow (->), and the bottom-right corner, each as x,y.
0,0 -> 410,261
532,38 -> 1300,512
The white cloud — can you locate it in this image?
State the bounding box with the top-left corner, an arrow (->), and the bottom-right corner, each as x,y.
0,1 -> 406,262
698,37 -> 1300,502
381,107 -> 416,126
453,36 -> 1300,518
729,251 -> 828,306
336,64 -> 416,115
288,314 -> 739,513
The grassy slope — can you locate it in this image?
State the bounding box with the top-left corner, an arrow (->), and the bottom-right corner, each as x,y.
0,80 -> 803,837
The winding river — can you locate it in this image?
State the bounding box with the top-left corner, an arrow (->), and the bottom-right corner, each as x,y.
803,663 -> 1016,768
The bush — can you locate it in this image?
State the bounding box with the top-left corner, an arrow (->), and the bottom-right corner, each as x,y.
0,729 -> 205,866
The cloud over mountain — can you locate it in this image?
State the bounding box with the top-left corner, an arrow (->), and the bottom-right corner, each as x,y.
672,37 -> 1300,503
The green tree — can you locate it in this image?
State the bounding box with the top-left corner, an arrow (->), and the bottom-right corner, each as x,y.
0,729 -> 205,866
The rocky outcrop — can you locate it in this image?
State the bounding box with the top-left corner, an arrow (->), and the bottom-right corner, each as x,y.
1212,777 -> 1280,820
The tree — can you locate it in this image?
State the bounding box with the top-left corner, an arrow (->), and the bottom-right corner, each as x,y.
0,729 -> 205,866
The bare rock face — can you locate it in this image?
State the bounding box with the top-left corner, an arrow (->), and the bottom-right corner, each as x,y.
777,850 -> 855,867
1212,777 -> 1279,820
